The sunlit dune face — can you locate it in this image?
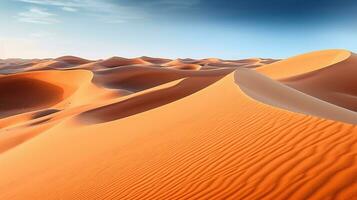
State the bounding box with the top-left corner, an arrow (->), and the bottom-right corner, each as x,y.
0,77 -> 63,118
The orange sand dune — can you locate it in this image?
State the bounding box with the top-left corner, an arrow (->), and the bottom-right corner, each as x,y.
35,56 -> 92,70
12,60 -> 71,72
235,68 -> 357,124
168,63 -> 202,70
281,53 -> 357,112
260,58 -> 279,64
0,73 -> 63,118
0,59 -> 43,74
93,65 -> 233,91
0,70 -> 101,153
98,57 -> 151,68
41,60 -> 73,69
257,49 -> 350,79
163,58 -> 263,68
0,59 -> 41,67
200,57 -> 222,63
162,59 -> 189,67
139,56 -> 172,64
0,72 -> 356,200
163,58 -> 208,66
0,50 -> 356,200
257,49 -> 357,111
79,75 -> 224,124
54,56 -> 92,65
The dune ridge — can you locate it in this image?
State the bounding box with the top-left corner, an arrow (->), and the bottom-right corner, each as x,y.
280,53 -> 357,112
257,49 -> 350,79
235,68 -> 357,124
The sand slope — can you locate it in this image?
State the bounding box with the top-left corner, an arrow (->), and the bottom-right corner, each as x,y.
235,68 -> 357,124
281,53 -> 357,112
0,50 -> 356,199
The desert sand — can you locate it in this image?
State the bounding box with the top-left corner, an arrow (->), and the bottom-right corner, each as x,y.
0,49 -> 356,199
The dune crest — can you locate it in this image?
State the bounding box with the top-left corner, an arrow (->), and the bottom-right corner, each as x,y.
257,49 -> 351,79
281,53 -> 357,112
235,68 -> 357,124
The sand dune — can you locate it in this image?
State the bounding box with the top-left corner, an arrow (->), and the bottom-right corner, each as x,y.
168,63 -> 202,70
235,68 -> 357,124
0,73 -> 63,118
0,69 -> 104,119
55,56 -> 92,65
0,50 -> 356,199
0,59 -> 43,74
98,57 -> 151,68
78,75 -> 224,124
93,65 -> 233,92
281,53 -> 357,112
163,57 -> 265,68
257,49 -> 350,79
162,59 -> 191,67
163,58 -> 223,66
140,56 -> 172,64
256,49 -> 357,112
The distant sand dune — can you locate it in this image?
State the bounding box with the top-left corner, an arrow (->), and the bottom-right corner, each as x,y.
98,57 -> 151,68
139,56 -> 172,64
167,63 -> 202,70
54,56 -> 92,65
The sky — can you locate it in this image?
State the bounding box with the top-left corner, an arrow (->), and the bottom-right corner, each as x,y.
0,0 -> 357,59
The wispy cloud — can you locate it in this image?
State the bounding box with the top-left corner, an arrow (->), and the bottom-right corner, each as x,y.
18,7 -> 59,24
61,7 -> 77,12
16,0 -> 81,8
15,0 -> 199,24
15,0 -> 146,23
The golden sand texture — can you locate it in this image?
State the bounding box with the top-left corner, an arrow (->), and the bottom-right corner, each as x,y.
0,50 -> 355,199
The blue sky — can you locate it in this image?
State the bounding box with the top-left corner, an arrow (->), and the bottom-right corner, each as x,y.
0,0 -> 357,59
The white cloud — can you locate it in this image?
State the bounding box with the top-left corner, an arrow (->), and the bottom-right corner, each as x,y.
16,0 -> 81,8
62,7 -> 77,12
15,0 -> 146,24
16,0 -> 132,14
18,7 -> 59,24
